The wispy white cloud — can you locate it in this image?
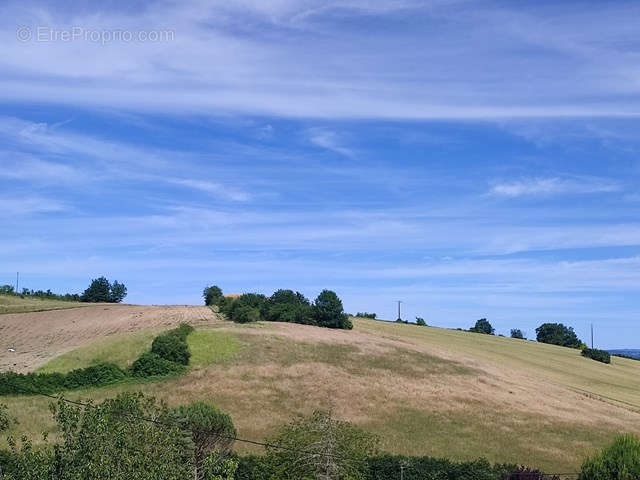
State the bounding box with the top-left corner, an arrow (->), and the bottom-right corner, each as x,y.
306,127 -> 353,157
490,176 -> 620,197
1,1 -> 640,118
0,116 -> 253,202
0,195 -> 68,215
168,179 -> 251,202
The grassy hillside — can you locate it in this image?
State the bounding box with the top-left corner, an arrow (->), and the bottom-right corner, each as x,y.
0,294 -> 88,314
2,315 -> 640,472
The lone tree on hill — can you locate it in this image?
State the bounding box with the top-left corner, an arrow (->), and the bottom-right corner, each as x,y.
536,323 -> 582,348
203,285 -> 224,306
510,328 -> 525,339
469,318 -> 494,335
312,290 -> 352,329
81,277 -> 127,303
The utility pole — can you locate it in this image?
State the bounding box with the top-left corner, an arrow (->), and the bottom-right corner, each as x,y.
591,323 -> 594,349
15,272 -> 19,293
397,300 -> 402,321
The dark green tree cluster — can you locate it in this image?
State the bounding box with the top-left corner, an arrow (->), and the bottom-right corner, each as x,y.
415,317 -> 427,326
469,318 -> 494,335
204,285 -> 352,330
535,323 -> 582,348
81,276 -> 127,303
355,312 -> 377,319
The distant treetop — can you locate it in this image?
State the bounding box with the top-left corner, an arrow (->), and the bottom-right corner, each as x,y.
81,277 -> 127,303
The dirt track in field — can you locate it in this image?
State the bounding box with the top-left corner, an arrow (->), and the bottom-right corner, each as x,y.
0,305 -> 219,372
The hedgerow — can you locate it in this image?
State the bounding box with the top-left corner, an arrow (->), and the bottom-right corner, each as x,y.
0,324 -> 195,396
0,364 -> 125,396
129,352 -> 185,377
151,332 -> 191,365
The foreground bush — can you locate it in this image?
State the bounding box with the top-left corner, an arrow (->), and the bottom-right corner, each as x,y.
581,347 -> 611,364
172,401 -> 237,477
266,410 -> 378,480
233,453 -> 517,480
368,455 -> 515,480
580,434 -> 640,480
0,393 -> 194,480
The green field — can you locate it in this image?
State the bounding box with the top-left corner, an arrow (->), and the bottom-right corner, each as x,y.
0,295 -> 88,314
2,315 -> 640,473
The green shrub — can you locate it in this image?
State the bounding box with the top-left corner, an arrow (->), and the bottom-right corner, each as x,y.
580,434 -> 640,480
172,322 -> 195,340
63,363 -> 126,389
151,332 -> 191,365
129,352 -> 185,377
355,312 -> 377,319
0,403 -> 9,432
416,317 -> 427,326
581,347 -> 611,364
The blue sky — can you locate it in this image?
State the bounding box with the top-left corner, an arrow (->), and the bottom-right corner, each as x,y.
2,0 -> 640,347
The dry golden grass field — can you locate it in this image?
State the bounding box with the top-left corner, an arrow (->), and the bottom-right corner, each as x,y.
1,298 -> 639,472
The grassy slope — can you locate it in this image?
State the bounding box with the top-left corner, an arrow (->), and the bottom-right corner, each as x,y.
2,317 -> 640,472
359,320 -> 640,409
0,294 -> 88,314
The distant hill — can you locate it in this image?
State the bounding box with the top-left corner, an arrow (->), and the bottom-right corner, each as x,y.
609,349 -> 640,359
